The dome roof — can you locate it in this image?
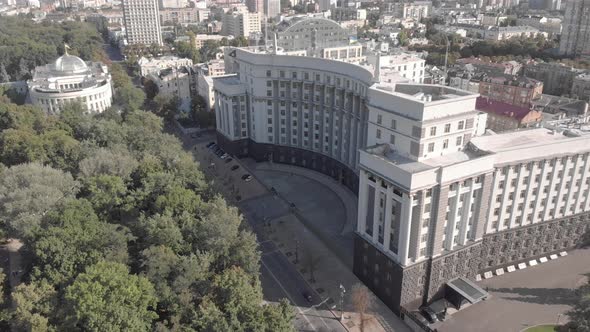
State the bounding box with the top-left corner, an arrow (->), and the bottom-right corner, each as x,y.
51,54 -> 88,74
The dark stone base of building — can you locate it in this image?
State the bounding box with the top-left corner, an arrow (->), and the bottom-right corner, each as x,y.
353,212 -> 590,315
216,132 -> 359,193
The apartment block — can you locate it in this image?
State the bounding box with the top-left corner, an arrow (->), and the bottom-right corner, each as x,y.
122,0 -> 162,46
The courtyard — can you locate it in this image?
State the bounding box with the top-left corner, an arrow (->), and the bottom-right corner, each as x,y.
434,248 -> 590,332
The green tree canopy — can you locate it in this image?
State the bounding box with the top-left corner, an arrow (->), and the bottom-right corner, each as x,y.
63,261 -> 157,332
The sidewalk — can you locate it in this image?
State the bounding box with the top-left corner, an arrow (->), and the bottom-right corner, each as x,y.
266,213 -> 410,332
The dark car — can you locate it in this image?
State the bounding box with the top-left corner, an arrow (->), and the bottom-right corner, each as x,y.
241,174 -> 252,182
301,291 -> 312,303
231,165 -> 240,171
225,158 -> 233,163
206,142 -> 215,148
419,307 -> 439,324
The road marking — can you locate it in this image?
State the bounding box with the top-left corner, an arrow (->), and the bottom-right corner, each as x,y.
260,260 -> 317,331
301,296 -> 331,313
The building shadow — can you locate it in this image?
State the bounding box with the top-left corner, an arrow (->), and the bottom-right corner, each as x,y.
489,287 -> 577,305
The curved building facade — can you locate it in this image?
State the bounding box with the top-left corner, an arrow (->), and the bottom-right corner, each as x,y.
214,47 -> 374,191
28,53 -> 113,114
214,47 -> 590,318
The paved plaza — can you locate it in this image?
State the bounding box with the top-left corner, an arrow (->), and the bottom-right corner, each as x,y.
435,248 -> 590,332
247,162 -> 357,267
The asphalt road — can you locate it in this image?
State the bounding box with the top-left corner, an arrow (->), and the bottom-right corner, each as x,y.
102,43 -> 124,62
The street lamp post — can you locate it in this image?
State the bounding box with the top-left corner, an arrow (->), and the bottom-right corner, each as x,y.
339,284 -> 346,321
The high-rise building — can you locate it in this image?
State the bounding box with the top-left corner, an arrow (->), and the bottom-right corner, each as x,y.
214,46 -> 590,316
246,0 -> 263,13
221,9 -> 262,38
560,0 -> 590,56
122,0 -> 163,46
264,0 -> 280,18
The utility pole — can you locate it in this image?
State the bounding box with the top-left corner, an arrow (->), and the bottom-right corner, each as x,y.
339,284 -> 346,321
444,34 -> 449,75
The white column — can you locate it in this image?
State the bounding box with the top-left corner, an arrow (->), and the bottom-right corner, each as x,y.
574,154 -> 589,214
532,160 -> 548,224
383,185 -> 394,251
371,187 -> 382,244
458,180 -> 475,245
357,171 -> 368,234
398,193 -> 413,266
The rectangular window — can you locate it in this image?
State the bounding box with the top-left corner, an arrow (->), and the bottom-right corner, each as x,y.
391,119 -> 397,129
430,126 -> 437,136
376,129 -> 381,139
389,135 -> 395,145
443,139 -> 449,149
458,121 -> 465,130
377,114 -> 382,124
456,136 -> 462,146
428,142 -> 435,152
444,123 -> 451,133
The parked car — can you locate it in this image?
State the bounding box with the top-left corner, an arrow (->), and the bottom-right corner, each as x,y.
231,165 -> 240,171
225,158 -> 233,163
419,307 -> 439,324
220,153 -> 229,159
241,174 -> 252,182
206,142 -> 216,148
301,291 -> 312,303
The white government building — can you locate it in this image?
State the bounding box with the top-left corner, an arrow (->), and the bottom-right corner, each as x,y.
27,52 -> 113,114
213,47 -> 590,315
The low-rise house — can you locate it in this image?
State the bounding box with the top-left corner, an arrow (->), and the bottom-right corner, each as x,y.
476,97 -> 543,132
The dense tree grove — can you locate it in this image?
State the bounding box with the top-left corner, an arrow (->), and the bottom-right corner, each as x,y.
0,16 -> 106,82
566,275 -> 590,331
0,97 -> 294,330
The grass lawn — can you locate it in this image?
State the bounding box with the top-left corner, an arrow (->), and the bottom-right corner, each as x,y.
524,325 -> 557,332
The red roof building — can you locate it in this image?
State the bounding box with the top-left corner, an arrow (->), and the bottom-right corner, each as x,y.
476,97 -> 543,132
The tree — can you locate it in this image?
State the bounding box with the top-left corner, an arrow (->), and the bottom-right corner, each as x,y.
567,275 -> 590,331
18,58 -> 30,80
31,199 -> 130,286
398,30 -> 409,46
0,163 -> 78,238
81,175 -> 128,219
152,95 -> 179,120
351,283 -> 373,332
116,84 -> 146,112
143,79 -> 159,100
0,65 -> 10,83
194,266 -> 265,331
191,95 -> 215,128
7,280 -> 58,332
78,148 -> 138,180
63,261 -> 158,332
303,251 -> 321,283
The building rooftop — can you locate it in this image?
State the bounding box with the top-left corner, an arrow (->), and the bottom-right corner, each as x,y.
380,83 -> 473,102
476,97 -> 535,120
469,127 -> 590,164
531,94 -> 589,115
